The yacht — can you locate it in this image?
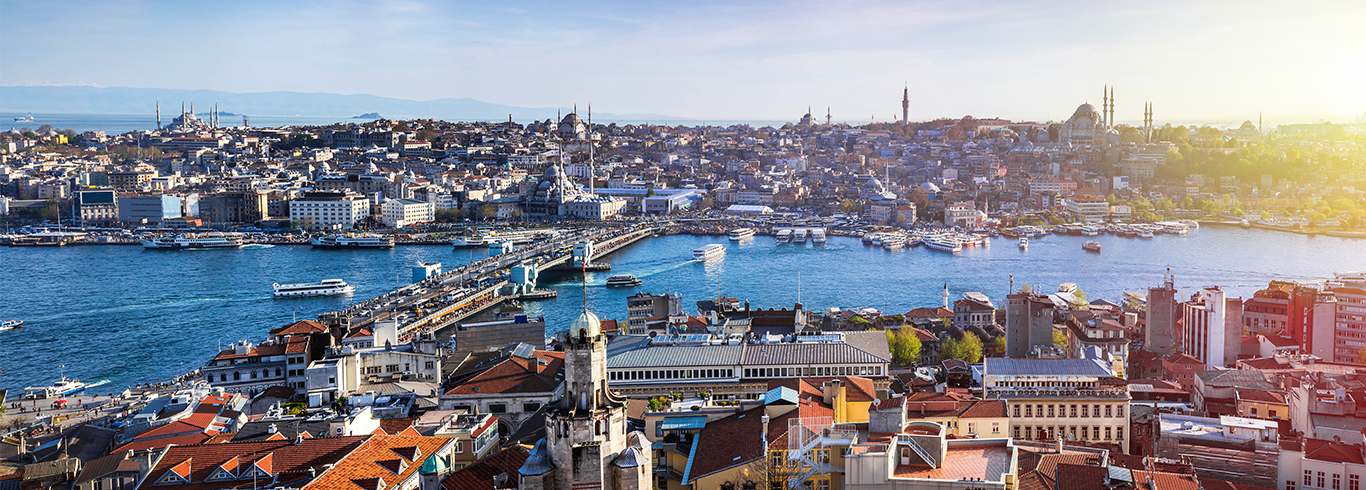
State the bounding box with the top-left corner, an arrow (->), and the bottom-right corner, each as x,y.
693,243 -> 726,260
1083,241 -> 1102,253
1019,237 -> 1029,250
775,229 -> 792,243
0,320 -> 22,331
142,233 -> 244,249
811,229 -> 827,245
728,228 -> 756,241
311,234 -> 395,248
24,377 -> 85,399
605,274 -> 642,287
272,278 -> 355,298
792,229 -> 808,244
924,236 -> 963,254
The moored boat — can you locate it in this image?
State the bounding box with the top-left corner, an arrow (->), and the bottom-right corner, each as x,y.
312,234 -> 395,248
1083,241 -> 1102,253
142,233 -> 244,249
728,228 -> 756,241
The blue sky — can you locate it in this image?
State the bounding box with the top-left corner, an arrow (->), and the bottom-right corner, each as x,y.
2,0 -> 1363,122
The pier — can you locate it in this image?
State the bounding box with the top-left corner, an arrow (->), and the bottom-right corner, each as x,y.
320,226 -> 656,338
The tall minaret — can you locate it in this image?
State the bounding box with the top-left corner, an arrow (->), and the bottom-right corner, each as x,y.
942,282 -> 949,309
156,99 -> 161,129
1108,86 -> 1115,129
826,106 -> 832,126
588,104 -> 594,195
902,84 -> 909,125
1102,85 -> 1109,128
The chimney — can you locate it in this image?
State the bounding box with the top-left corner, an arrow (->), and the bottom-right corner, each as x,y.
268,423 -> 278,434
1056,435 -> 1063,454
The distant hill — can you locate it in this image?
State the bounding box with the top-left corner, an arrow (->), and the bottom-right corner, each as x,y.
0,86 -> 680,122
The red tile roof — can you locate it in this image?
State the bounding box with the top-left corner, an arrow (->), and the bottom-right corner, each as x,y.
270,320 -> 329,337
1199,478 -> 1280,490
444,350 -> 564,396
1305,438 -> 1366,464
304,435 -> 453,489
142,436 -> 368,490
440,445 -> 528,489
211,343 -> 287,361
684,406 -> 766,484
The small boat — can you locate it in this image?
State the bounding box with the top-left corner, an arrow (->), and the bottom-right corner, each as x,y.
605,274 -> 642,287
882,236 -> 904,250
1138,229 -> 1154,239
861,234 -> 875,245
693,243 -> 726,260
728,228 -> 756,241
1083,241 -> 1102,253
24,376 -> 85,399
0,320 -> 23,330
272,278 -> 356,298
1018,237 -> 1028,250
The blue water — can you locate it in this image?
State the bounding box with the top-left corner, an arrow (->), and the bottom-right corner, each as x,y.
1,112 -> 377,134
3,226 -> 1365,394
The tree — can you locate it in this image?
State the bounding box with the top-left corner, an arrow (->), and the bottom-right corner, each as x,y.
886,329 -> 922,367
840,199 -> 859,213
1053,329 -> 1069,350
1068,287 -> 1089,310
940,333 -> 983,363
991,336 -> 1007,357
646,188 -> 656,197
479,205 -> 498,221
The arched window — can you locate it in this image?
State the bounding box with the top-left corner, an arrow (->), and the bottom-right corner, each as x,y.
233,372 -> 240,381
275,368 -> 282,377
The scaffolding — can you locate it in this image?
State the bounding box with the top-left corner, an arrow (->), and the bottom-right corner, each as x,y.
786,417 -> 862,489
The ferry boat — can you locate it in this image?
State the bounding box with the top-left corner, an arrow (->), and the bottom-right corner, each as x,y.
775,229 -> 792,243
0,320 -> 22,331
693,243 -> 726,260
312,234 -> 395,248
811,229 -> 827,245
1080,226 -> 1100,236
1083,241 -> 1102,253
1019,237 -> 1029,250
451,235 -> 488,247
728,228 -> 756,241
489,240 -> 517,255
792,229 -> 808,244
882,236 -> 905,250
1162,223 -> 1190,235
605,274 -> 642,287
272,278 -> 355,298
923,236 -> 962,254
142,233 -> 244,249
24,377 -> 85,399
1137,228 -> 1154,239
861,234 -> 875,245
14,112 -> 34,123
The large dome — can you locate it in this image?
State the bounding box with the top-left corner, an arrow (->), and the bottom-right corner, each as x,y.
570,310 -> 601,338
1075,103 -> 1098,115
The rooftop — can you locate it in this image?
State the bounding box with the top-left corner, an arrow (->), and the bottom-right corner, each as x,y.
892,443 -> 1013,482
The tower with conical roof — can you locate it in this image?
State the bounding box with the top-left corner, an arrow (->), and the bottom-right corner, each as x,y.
520,260 -> 649,490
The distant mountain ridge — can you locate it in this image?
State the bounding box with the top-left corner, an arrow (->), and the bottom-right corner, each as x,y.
0,86 -> 681,122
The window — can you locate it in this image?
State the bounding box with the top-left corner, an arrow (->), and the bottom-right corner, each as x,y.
1025,405 -> 1032,417
1080,405 -> 1088,417
1116,427 -> 1123,440
1070,405 -> 1077,417
523,403 -> 540,413
1349,474 -> 1358,490
1048,405 -> 1055,417
1036,405 -> 1043,417
1014,405 -> 1021,418
992,422 -> 1000,434
275,368 -> 281,377
1025,426 -> 1033,439
1014,426 -> 1021,438
1334,474 -> 1341,490
1289,480 -> 1297,490
455,441 -> 464,453
1306,471 -> 1313,487
1320,472 -> 1326,488
1271,409 -> 1278,418
1105,427 -> 1112,440
1105,405 -> 1113,418
1251,407 -> 1258,417
426,361 -> 434,370
967,422 -> 976,434
489,404 -> 507,414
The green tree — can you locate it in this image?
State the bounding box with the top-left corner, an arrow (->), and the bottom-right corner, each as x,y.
991,336 -> 1007,357
885,329 -> 922,366
1068,287 -> 1089,310
646,188 -> 656,197
840,199 -> 859,214
940,333 -> 983,363
1053,329 -> 1069,350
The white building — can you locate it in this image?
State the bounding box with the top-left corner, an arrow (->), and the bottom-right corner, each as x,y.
381,198 -> 435,228
289,191 -> 371,231
566,195 -> 627,219
1063,195 -> 1110,222
1181,286 -> 1242,370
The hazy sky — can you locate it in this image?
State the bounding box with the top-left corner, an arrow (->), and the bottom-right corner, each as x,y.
2,0 -> 1363,122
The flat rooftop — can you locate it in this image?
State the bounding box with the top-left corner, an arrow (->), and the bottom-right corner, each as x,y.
893,445 -> 1012,482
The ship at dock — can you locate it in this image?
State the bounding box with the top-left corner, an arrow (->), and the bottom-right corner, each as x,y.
142,233 -> 244,249
311,233 -> 395,248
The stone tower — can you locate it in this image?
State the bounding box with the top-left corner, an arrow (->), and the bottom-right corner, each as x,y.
520,309 -> 650,490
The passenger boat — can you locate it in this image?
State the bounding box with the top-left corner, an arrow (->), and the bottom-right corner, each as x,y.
923,236 -> 963,254
1163,223 -> 1189,235
451,234 -> 488,247
272,278 -> 355,298
1137,228 -> 1154,239
0,320 -> 23,330
882,236 -> 905,250
1083,241 -> 1102,253
693,243 -> 726,260
142,233 -> 244,249
489,240 -> 517,255
861,234 -> 875,245
728,228 -> 756,241
775,229 -> 792,243
1117,227 -> 1138,238
811,229 -> 827,245
605,274 -> 642,287
1019,237 -> 1028,250
311,234 -> 395,248
792,229 -> 808,244
24,376 -> 85,399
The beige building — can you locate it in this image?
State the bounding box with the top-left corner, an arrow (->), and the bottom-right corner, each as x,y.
984,358 -> 1130,452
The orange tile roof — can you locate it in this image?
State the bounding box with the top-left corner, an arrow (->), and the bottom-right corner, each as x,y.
142,436 -> 368,489
444,350 -> 564,396
270,320 -> 329,337
304,435 -> 453,489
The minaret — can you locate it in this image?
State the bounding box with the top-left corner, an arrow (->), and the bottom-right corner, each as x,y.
588,104 -> 594,195
902,84 -> 909,125
156,99 -> 161,129
942,282 -> 950,309
826,107 -> 831,126
1259,112 -> 1263,133
1102,85 -> 1109,128
1109,86 -> 1115,129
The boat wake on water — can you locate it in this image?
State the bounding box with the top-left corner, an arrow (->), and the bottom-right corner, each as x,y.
85,380 -> 111,389
242,244 -> 275,249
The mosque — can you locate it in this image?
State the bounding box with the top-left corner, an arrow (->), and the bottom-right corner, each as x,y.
160,101 -> 219,133
1058,86 -> 1120,147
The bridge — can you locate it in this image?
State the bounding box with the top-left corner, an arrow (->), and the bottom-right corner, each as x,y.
320,226 -> 656,339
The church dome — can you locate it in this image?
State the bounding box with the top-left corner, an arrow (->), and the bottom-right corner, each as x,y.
1075,103 -> 1098,115
570,310 -> 601,338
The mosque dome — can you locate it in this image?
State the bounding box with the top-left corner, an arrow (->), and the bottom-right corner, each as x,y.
921,182 -> 941,193
1075,103 -> 1098,115
561,113 -> 584,127
864,178 -> 883,189
570,310 -> 601,338
1240,120 -> 1258,131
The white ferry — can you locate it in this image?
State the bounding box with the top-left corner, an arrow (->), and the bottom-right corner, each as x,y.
924,236 -> 963,254
489,240 -> 517,255
882,236 -> 905,250
451,235 -> 488,247
1019,237 -> 1029,250
272,278 -> 355,298
311,234 -> 395,248
811,229 -> 827,245
792,229 -> 808,244
605,274 -> 642,287
775,229 -> 792,243
693,243 -> 726,260
728,228 -> 756,241
142,233 -> 244,249
24,377 -> 85,399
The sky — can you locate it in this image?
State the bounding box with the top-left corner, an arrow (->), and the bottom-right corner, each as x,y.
2,0 -> 1364,123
